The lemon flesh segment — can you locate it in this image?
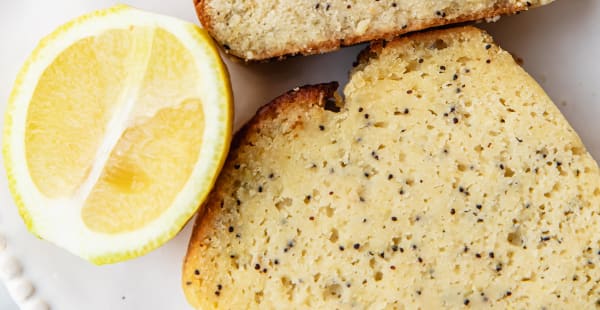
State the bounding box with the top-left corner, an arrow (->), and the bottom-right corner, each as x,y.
6,5 -> 232,263
25,29 -> 142,198
82,98 -> 205,234
82,27 -> 206,234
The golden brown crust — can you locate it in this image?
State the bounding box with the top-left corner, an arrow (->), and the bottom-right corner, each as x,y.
194,0 -> 215,47
193,1 -> 538,61
238,83 -> 339,137
182,82 -> 339,307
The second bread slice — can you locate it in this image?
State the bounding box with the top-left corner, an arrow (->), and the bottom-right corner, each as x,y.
195,0 -> 554,60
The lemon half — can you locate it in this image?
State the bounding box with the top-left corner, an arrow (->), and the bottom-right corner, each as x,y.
3,5 -> 232,264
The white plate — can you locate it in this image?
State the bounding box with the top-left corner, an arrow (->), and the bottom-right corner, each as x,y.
0,1 -> 598,309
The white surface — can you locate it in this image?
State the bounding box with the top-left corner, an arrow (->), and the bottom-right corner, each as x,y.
0,283 -> 17,310
0,0 -> 598,309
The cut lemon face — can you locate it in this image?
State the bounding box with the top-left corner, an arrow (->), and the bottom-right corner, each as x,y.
3,5 -> 232,264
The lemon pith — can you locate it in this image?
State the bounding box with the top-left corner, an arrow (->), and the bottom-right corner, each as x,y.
3,5 -> 232,264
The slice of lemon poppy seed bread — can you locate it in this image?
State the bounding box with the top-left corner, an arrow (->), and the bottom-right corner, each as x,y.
194,0 -> 554,60
183,26 -> 600,308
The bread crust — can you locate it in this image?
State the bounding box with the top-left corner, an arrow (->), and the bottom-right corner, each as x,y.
182,82 -> 339,307
194,0 -> 539,61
